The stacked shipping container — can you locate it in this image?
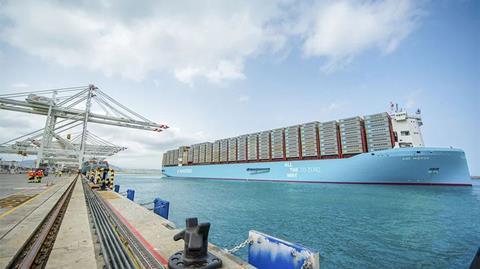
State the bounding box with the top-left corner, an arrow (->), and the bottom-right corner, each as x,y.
338,117 -> 365,155
205,142 -> 213,163
319,121 -> 340,156
212,140 -> 220,163
162,112 -> 395,166
285,125 -> 300,158
199,143 -> 206,163
228,138 -> 237,162
187,147 -> 193,163
301,122 -> 319,158
364,112 -> 394,152
271,128 -> 284,159
247,133 -> 258,161
178,146 -> 189,165
237,135 -> 248,161
220,139 -> 228,163
193,144 -> 200,164
258,131 -> 270,160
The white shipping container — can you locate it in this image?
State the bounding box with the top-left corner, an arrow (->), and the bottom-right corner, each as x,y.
285,125 -> 300,158
271,128 -> 284,159
259,131 -> 270,160
205,143 -> 213,163
212,141 -> 221,162
247,133 -> 258,160
188,147 -> 193,163
228,138 -> 237,161
173,149 -> 179,165
199,143 -> 206,163
237,135 -> 247,161
193,144 -> 202,164
220,139 -> 228,162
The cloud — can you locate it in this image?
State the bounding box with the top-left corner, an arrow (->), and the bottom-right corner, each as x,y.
0,0 -> 422,82
300,0 -> 420,72
88,124 -> 207,168
0,0 -> 286,84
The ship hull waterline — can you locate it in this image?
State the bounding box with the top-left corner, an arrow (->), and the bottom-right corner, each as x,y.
162,148 -> 472,186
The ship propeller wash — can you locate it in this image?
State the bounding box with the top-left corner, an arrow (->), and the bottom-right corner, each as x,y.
162,108 -> 471,186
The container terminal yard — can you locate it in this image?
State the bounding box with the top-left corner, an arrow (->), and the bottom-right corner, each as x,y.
0,86 -> 319,269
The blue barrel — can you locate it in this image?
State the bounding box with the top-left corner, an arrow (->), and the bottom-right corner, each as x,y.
114,185 -> 120,193
153,198 -> 170,219
126,189 -> 135,201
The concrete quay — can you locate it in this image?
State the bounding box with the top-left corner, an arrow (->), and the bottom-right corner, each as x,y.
0,173 -> 255,268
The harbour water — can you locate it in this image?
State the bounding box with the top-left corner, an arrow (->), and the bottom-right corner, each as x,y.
116,174 -> 480,269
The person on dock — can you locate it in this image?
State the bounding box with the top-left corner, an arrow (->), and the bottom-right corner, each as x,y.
34,169 -> 43,183
27,170 -> 35,182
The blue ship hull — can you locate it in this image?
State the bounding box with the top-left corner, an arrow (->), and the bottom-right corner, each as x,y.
162,147 -> 472,186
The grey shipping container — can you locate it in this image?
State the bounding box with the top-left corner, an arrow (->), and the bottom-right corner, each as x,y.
168,150 -> 173,166
193,144 -> 200,164
247,133 -> 258,160
220,139 -> 228,162
364,112 -> 393,152
187,146 -> 193,163
237,135 -> 247,161
178,146 -> 189,165
271,128 -> 284,159
205,143 -> 213,163
162,152 -> 166,166
258,131 -> 270,160
319,121 -> 339,156
212,140 -> 221,163
301,122 -> 319,157
339,117 -> 364,154
199,143 -> 206,163
228,138 -> 237,162
173,149 -> 179,165
285,125 -> 300,158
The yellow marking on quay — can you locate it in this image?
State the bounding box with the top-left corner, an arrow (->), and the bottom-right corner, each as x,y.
0,184 -> 54,219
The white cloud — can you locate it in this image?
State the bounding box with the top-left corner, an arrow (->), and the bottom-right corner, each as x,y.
300,0 -> 420,72
0,0 -> 286,84
0,0 -> 421,82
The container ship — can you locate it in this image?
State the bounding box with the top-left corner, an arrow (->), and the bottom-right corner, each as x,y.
161,109 -> 471,186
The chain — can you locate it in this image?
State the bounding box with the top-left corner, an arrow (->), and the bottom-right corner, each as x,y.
225,238 -> 252,254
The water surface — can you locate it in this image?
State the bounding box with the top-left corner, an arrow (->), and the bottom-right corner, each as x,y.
116,175 -> 480,269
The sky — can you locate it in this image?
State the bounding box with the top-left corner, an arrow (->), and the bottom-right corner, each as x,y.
0,0 -> 478,174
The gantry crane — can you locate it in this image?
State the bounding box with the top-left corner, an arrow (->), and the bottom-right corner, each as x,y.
0,85 -> 169,168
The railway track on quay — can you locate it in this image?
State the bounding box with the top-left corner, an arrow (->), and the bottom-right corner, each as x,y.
7,176 -> 78,269
6,174 -> 165,269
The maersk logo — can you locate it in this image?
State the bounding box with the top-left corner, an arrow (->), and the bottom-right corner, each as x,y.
246,168 -> 270,175
177,169 -> 192,174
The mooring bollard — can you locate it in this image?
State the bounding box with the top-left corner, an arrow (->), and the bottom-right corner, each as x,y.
114,185 -> 120,193
153,198 -> 170,219
126,189 -> 135,201
168,218 -> 222,269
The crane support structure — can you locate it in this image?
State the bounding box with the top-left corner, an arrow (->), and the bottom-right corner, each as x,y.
0,85 -> 169,168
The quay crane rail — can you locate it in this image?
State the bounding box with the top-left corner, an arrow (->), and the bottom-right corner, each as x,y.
0,85 -> 169,167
